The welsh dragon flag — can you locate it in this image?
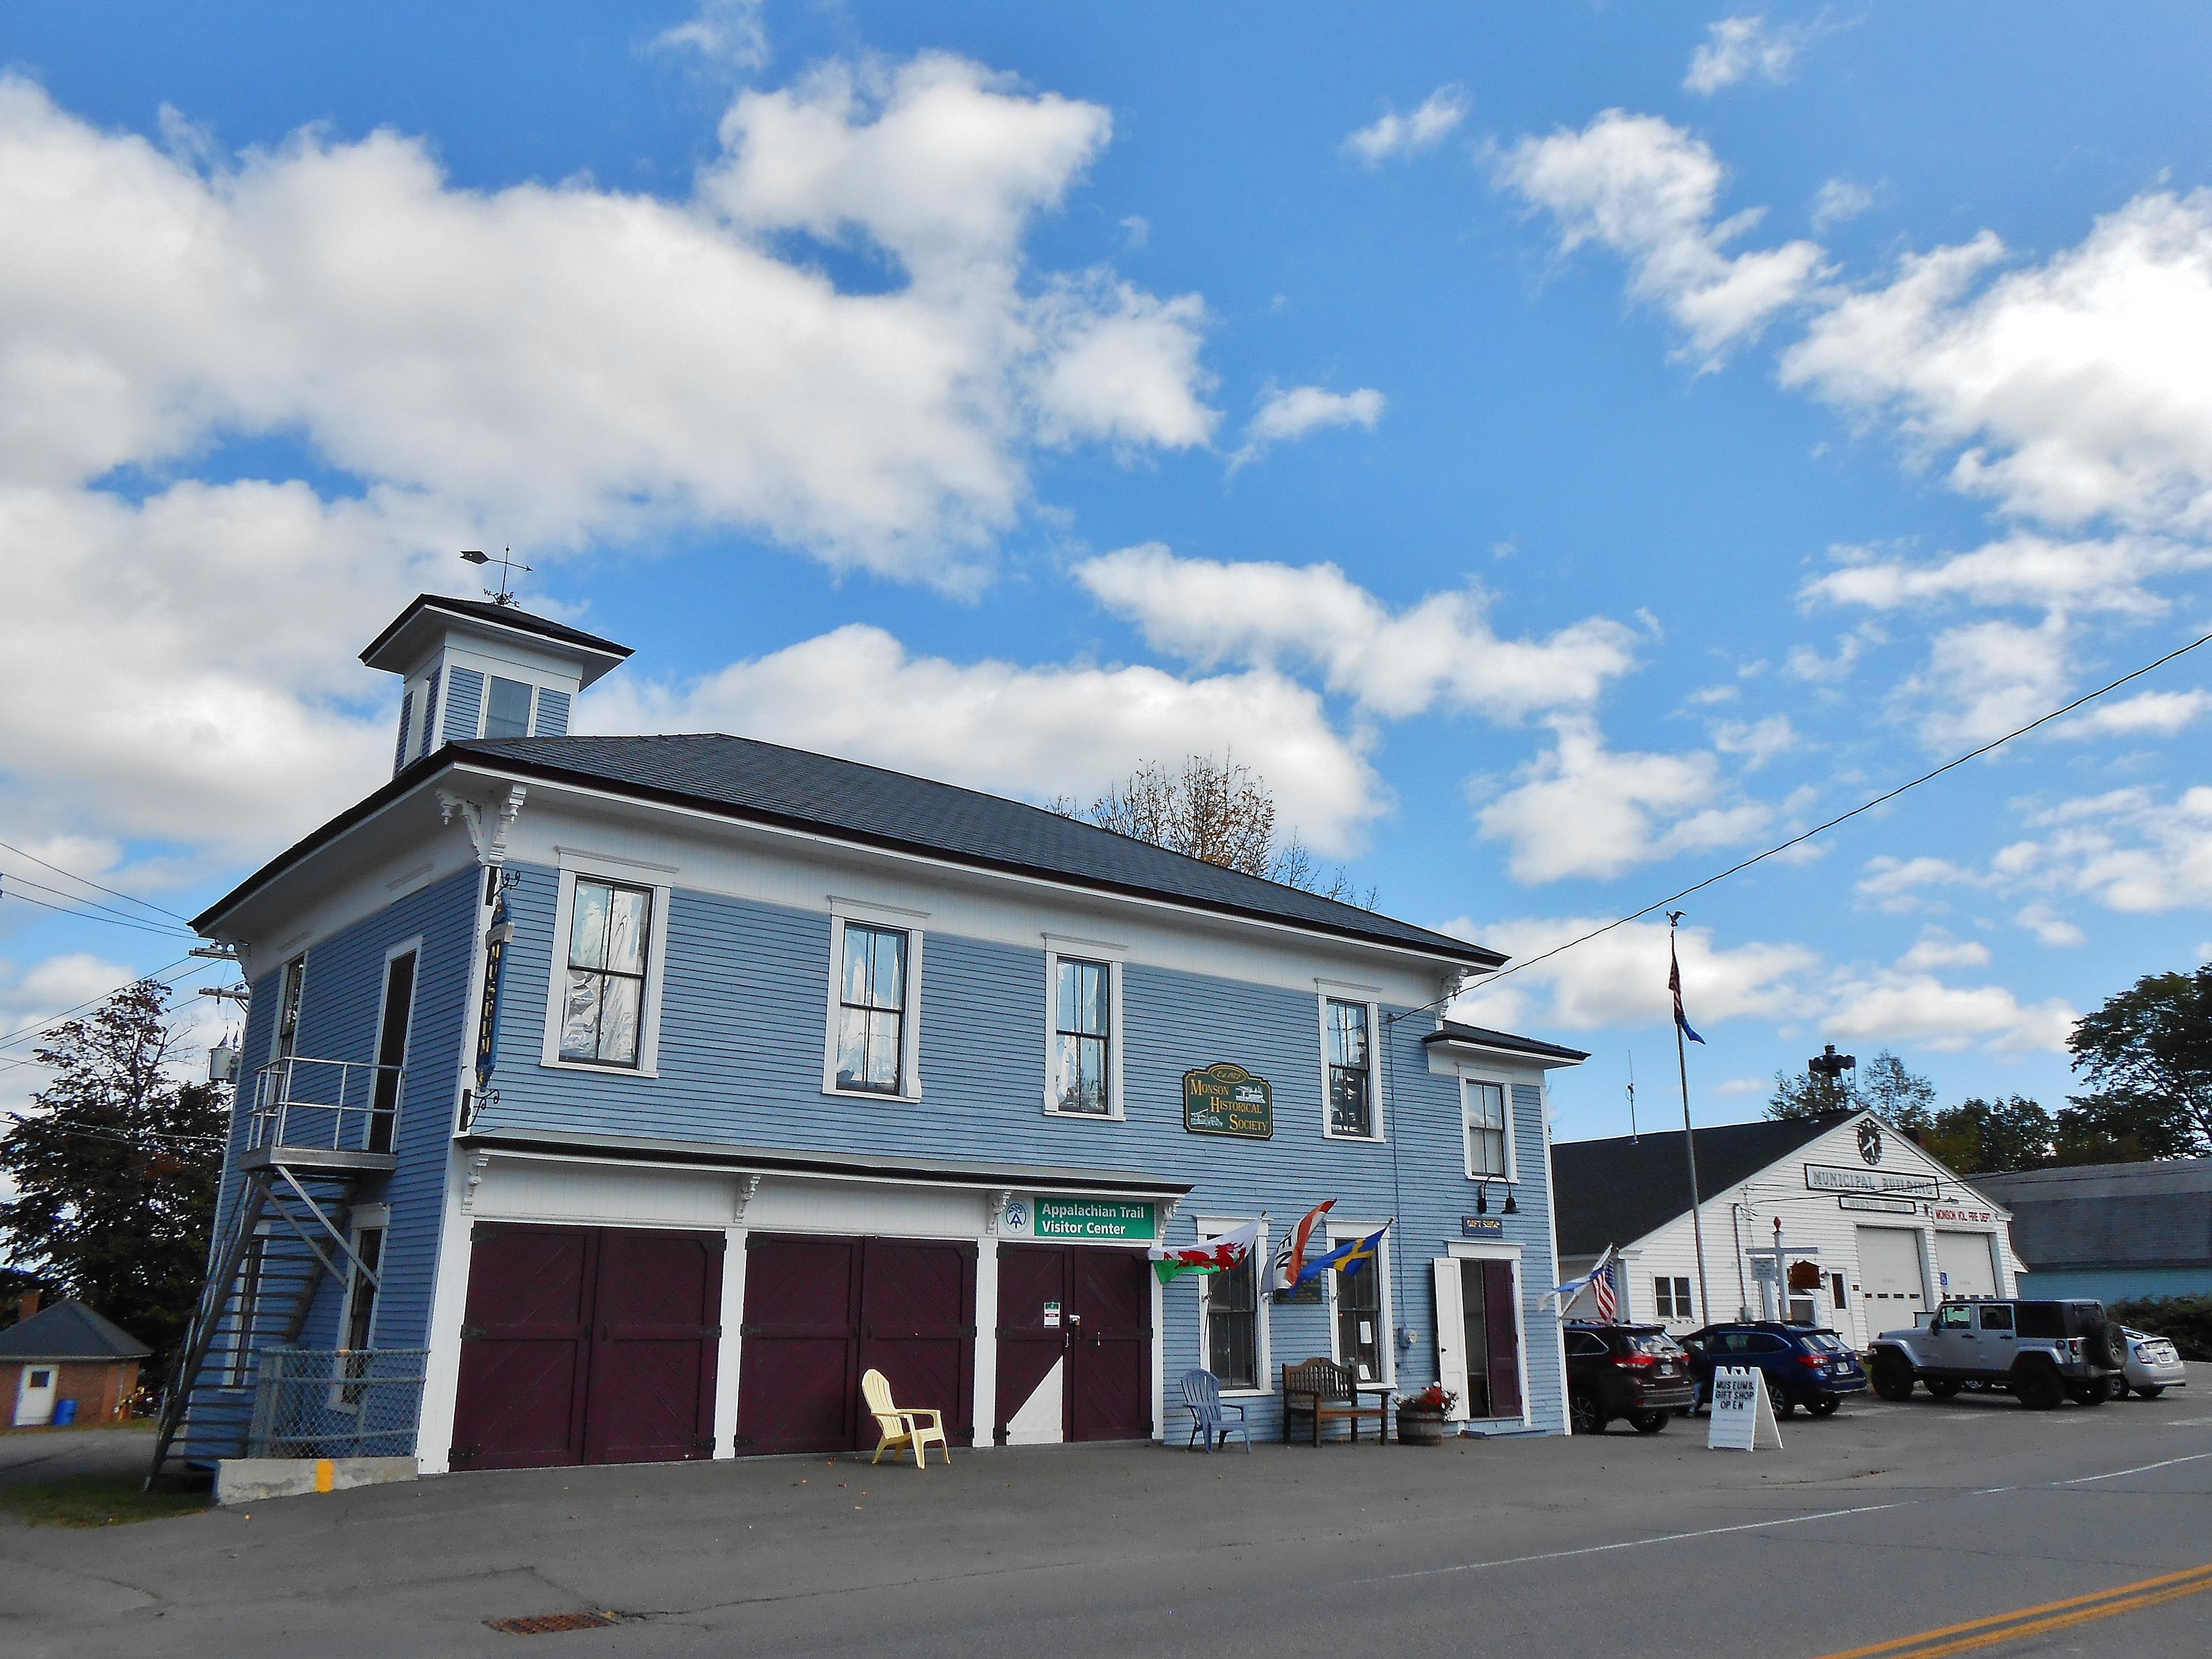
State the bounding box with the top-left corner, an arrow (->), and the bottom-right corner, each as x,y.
1149,1218 -> 1262,1285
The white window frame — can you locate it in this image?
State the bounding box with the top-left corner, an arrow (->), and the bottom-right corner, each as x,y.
479,672 -> 539,740
821,900 -> 926,1103
271,953 -> 309,1066
539,866 -> 671,1078
1042,935 -> 1127,1121
1443,1240 -> 1531,1428
1195,1215 -> 1271,1397
1323,1220 -> 1395,1390
1457,1065 -> 1519,1183
1316,984 -> 1385,1143
329,1206 -> 391,1411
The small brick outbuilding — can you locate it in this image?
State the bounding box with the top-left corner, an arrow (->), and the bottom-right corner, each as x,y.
1,1298 -> 153,1427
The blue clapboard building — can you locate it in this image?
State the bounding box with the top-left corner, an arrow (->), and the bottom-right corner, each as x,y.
155,595 -> 1585,1476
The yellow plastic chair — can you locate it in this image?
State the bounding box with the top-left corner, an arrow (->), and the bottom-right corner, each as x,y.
862,1368 -> 950,1468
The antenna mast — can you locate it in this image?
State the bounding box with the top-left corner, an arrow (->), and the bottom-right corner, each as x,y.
1626,1048 -> 1637,1142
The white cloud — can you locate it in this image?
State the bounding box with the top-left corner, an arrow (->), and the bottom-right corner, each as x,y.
1684,14 -> 1826,95
1714,1075 -> 1766,1097
1810,177 -> 1878,232
1819,971 -> 2077,1055
1710,714 -> 1796,770
2006,785 -> 2212,914
1232,385 -> 1385,468
1783,622 -> 1882,683
1802,533 -> 2211,619
1781,191 -> 2212,536
2063,688 -> 2212,739
1495,111 -> 1827,365
1896,933 -> 1992,971
2014,903 -> 2086,947
1855,855 -> 1985,908
1343,86 -> 1469,165
0,59 -> 1233,865
1475,717 -> 1771,884
1074,545 -> 1638,722
581,624 -> 1385,854
648,0 -> 769,73
1903,615 -> 2070,749
1441,915 -> 1816,1033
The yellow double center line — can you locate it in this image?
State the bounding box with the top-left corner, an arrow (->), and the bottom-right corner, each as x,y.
1816,1561 -> 2212,1659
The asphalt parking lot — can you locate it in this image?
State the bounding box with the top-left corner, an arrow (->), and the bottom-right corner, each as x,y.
5,1370 -> 2210,1659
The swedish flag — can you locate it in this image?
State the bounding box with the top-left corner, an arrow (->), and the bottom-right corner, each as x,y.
1291,1226 -> 1387,1289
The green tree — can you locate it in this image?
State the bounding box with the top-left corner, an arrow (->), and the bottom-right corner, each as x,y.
0,980 -> 228,1365
1919,1095 -> 2054,1175
1766,1048 -> 1934,1131
2065,965 -> 2212,1157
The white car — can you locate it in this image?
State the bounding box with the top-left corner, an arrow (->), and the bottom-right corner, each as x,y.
2115,1327 -> 2187,1400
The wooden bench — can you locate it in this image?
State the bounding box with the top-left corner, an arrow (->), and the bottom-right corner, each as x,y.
1281,1357 -> 1391,1445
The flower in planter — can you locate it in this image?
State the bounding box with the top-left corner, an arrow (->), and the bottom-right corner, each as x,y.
1404,1383 -> 1457,1413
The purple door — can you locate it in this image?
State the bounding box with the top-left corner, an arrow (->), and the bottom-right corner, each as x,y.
1068,1248 -> 1152,1442
451,1224 -> 592,1470
451,1224 -> 722,1471
582,1229 -> 723,1465
736,1234 -> 862,1455
857,1240 -> 976,1447
995,1245 -> 1070,1444
1482,1259 -> 1523,1419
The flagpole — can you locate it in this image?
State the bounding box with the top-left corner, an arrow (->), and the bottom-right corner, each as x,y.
1669,911 -> 1714,1328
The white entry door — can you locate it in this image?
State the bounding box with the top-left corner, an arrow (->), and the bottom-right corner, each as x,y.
14,1365 -> 56,1427
1856,1226 -> 1930,1327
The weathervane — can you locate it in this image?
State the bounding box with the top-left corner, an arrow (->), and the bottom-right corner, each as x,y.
460,548 -> 532,607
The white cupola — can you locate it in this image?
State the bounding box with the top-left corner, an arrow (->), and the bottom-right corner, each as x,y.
359,595 -> 633,777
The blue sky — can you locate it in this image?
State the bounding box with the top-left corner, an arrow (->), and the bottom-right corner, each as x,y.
3,3 -> 2210,1144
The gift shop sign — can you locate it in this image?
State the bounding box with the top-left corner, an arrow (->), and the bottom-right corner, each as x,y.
1183,1062 -> 1274,1140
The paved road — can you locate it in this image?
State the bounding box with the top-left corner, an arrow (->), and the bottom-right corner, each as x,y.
5,1373 -> 2210,1658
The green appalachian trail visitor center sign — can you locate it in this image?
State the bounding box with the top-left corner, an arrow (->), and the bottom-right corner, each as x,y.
1183,1062 -> 1274,1140
1035,1199 -> 1157,1241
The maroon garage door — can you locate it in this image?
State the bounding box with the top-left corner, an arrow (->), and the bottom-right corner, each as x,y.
997,1245 -> 1152,1443
735,1234 -> 976,1456
450,1224 -> 723,1471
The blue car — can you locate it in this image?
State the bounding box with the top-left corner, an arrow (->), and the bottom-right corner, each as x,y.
1681,1322 -> 1869,1417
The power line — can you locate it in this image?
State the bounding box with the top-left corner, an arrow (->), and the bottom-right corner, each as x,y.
0,957 -> 211,1056
0,888 -> 198,938
1409,623 -> 2212,1020
0,1111 -> 227,1149
0,835 -> 192,922
0,873 -> 199,933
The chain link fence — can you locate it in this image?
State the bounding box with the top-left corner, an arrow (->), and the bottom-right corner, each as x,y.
246,1348 -> 427,1460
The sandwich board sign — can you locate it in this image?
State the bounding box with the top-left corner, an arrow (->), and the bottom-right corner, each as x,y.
1706,1365 -> 1783,1452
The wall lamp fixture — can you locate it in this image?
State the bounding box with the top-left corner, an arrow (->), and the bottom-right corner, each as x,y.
1472,1176 -> 1517,1216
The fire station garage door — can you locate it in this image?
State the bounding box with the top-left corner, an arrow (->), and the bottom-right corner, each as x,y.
450,1224 -> 723,1472
734,1234 -> 976,1456
1936,1230 -> 1999,1300
1855,1226 -> 1930,1323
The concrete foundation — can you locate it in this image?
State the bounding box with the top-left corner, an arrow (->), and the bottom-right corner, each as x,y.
215,1456 -> 418,1505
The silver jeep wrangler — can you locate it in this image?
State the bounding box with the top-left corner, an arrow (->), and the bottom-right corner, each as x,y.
1869,1298 -> 2130,1409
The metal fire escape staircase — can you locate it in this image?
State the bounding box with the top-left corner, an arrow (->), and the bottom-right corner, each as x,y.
148,1059 -> 397,1483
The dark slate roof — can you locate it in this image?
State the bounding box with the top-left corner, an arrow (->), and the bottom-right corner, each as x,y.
0,1299 -> 151,1361
1975,1157 -> 2212,1271
1551,1113 -> 1854,1257
1423,1021 -> 1589,1063
358,593 -> 633,667
399,733 -> 1498,964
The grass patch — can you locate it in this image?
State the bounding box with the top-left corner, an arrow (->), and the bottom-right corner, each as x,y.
0,1473 -> 210,1528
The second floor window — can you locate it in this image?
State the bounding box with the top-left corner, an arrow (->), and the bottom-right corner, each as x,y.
561,879 -> 652,1067
1464,1078 -> 1509,1176
275,956 -> 307,1062
1326,998 -> 1373,1137
1053,957 -> 1111,1114
484,676 -> 534,738
836,923 -> 907,1093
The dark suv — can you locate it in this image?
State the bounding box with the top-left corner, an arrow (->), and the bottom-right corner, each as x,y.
1680,1323 -> 1868,1417
1563,1322 -> 1698,1434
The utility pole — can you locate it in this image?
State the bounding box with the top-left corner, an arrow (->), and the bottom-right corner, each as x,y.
1668,911 -> 1714,1328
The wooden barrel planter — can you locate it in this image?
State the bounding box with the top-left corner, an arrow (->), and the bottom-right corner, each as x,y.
1396,1404 -> 1449,1445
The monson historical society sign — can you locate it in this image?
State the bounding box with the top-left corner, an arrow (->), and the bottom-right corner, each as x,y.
1183,1062 -> 1274,1140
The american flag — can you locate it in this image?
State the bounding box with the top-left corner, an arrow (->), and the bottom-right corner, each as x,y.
1592,1258 -> 1618,1323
